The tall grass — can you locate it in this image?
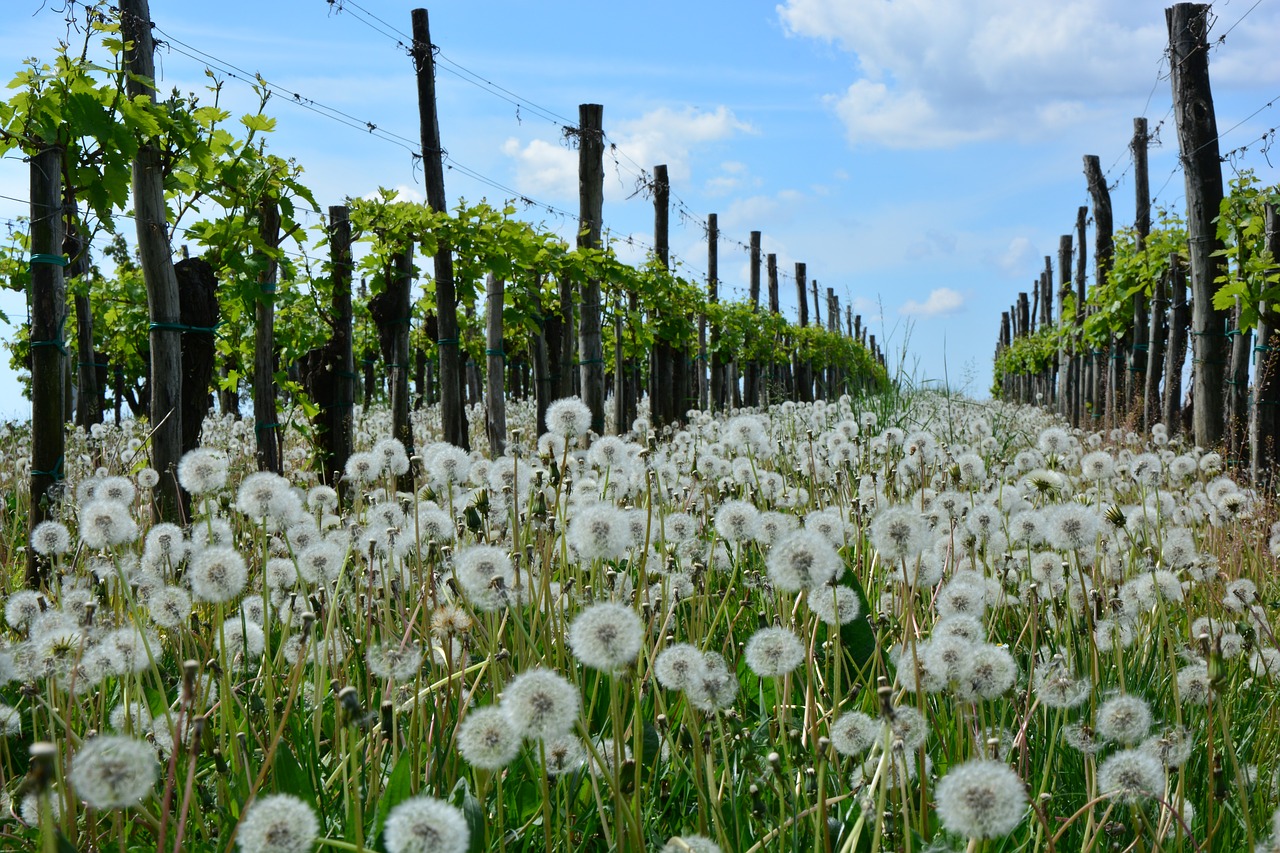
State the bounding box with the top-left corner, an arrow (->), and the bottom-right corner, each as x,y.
0,390 -> 1277,852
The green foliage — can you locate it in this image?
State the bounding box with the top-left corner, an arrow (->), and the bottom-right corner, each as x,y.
1211,170 -> 1280,329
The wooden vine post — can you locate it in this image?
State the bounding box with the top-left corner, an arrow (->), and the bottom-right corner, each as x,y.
1083,156 -> 1114,426
389,246 -> 415,476
485,273 -> 507,457
766,252 -> 779,404
1163,255 -> 1189,432
65,196 -> 102,429
795,262 -> 811,403
651,163 -> 675,429
308,204 -> 355,491
1074,206 -> 1089,426
1145,254 -> 1167,432
254,198 -> 282,473
1130,117 -> 1151,411
707,213 -> 722,411
576,103 -> 606,436
1168,2 -> 1228,448
27,145 -> 66,587
122,0 -> 184,521
412,8 -> 468,449
1056,234 -> 1073,419
1251,203 -> 1280,481
745,230 -> 761,407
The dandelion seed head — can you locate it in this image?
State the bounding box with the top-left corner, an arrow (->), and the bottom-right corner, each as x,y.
456,705 -> 521,770
540,734 -> 587,776
807,583 -> 862,625
1097,748 -> 1165,804
568,602 -> 645,672
766,529 -> 842,592
935,759 -> 1028,839
546,397 -> 593,438
69,734 -> 158,810
177,448 -> 228,494
744,626 -> 805,678
567,504 -> 632,562
237,793 -> 319,853
869,505 -> 929,562
31,521 -> 71,556
501,668 -> 581,739
1095,694 -> 1152,745
829,711 -> 878,756
188,546 -> 248,603
654,643 -> 707,692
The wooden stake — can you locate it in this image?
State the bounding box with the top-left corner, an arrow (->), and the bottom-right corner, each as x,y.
412,8 -> 469,449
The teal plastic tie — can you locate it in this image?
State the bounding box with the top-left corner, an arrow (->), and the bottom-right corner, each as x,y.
29,253 -> 69,267
31,454 -> 64,481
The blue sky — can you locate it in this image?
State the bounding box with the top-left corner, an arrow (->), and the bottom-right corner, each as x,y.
2,0 -> 1279,418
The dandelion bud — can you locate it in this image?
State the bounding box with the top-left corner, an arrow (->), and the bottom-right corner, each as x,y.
338,686 -> 362,718
381,701 -> 394,741
767,751 -> 782,773
26,742 -> 57,794
213,748 -> 228,774
182,660 -> 198,705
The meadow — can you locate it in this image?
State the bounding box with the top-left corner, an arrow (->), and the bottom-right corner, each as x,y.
0,389 -> 1277,853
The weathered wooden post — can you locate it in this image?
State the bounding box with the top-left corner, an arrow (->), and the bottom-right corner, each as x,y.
794,262 -> 811,402
122,0 -> 183,520
1163,255 -> 1189,432
254,198 -> 282,474
1084,154 -> 1116,428
1130,117 -> 1151,412
27,145 -> 65,587
1145,257 -> 1167,431
576,103 -> 606,435
707,213 -> 722,411
1057,235 -> 1073,418
485,273 -> 507,457
1168,2 -> 1229,448
1074,206 -> 1089,426
745,230 -> 762,407
412,9 -> 469,449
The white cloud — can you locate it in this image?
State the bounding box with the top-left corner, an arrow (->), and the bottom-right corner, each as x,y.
994,236 -> 1036,276
900,287 -> 965,317
503,105 -> 753,202
778,0 -> 1169,148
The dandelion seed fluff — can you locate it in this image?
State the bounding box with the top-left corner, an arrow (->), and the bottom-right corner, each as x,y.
744,626 -> 805,678
78,499 -> 139,550
70,734 -> 158,810
545,397 -> 593,438
654,643 -> 707,691
660,836 -> 721,853
4,590 -> 44,631
1097,748 -> 1165,804
31,521 -> 71,556
829,711 -> 878,756
568,602 -> 645,672
1095,694 -> 1152,745
869,505 -> 928,562
456,705 -> 521,770
766,529 -> 842,592
807,583 -> 862,625
177,448 -> 228,494
188,546 -> 248,603
713,499 -> 761,544
540,734 -> 587,776
384,794 -> 470,853
501,668 -> 581,739
935,759 -> 1027,839
686,651 -> 739,712
567,504 -> 632,562
237,793 -> 319,853
366,641 -> 424,682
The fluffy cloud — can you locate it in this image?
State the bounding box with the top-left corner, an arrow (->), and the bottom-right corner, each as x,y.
778,0 -> 1169,148
503,105 -> 753,202
900,287 -> 965,317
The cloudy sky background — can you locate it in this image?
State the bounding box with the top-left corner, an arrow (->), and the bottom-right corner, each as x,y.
1,0 -> 1278,417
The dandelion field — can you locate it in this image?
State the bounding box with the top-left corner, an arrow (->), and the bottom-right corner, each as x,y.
1,390 -> 1279,853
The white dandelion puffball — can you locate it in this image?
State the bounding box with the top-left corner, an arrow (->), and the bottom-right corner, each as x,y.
456,705 -> 522,770
177,448 -> 228,494
935,759 -> 1028,839
744,626 -> 806,678
188,546 -> 249,603
1095,694 -> 1152,745
766,529 -> 842,592
237,793 -> 319,853
568,602 -> 645,672
869,505 -> 928,562
545,396 -> 593,438
501,668 -> 581,739
829,711 -> 879,756
384,794 -> 470,853
70,735 -> 158,810
1097,748 -> 1166,804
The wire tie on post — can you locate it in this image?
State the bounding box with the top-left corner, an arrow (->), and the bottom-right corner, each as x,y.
28,253 -> 69,267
